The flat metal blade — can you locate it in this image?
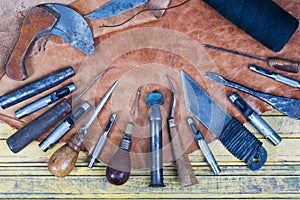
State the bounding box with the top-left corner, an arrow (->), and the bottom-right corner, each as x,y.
85,0 -> 148,19
181,70 -> 232,138
42,4 -> 94,56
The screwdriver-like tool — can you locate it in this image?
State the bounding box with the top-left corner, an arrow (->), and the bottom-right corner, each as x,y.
48,81 -> 118,178
106,87 -> 141,185
186,117 -> 221,175
88,112 -> 117,169
203,44 -> 300,73
166,76 -> 197,187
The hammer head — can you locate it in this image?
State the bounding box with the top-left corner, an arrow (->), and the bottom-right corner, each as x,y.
146,92 -> 164,106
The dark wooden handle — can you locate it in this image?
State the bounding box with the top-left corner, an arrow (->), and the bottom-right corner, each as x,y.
168,119 -> 198,187
6,99 -> 72,153
268,58 -> 300,73
5,6 -> 57,80
48,144 -> 80,178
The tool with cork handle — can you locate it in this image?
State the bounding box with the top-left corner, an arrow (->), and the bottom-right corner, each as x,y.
166,76 -> 198,187
48,81 -> 118,178
106,87 -> 141,185
203,44 -> 300,73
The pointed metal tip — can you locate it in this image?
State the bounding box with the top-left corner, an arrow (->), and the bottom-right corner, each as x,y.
205,72 -> 225,84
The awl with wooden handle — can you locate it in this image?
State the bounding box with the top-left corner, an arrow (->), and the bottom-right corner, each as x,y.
167,76 -> 197,187
48,81 -> 118,178
203,44 -> 300,73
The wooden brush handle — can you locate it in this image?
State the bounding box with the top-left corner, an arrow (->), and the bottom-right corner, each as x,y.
5,6 -> 57,80
168,119 -> 198,187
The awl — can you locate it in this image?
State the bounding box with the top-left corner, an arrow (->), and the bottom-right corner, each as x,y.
48,81 -> 118,178
181,70 -> 267,171
186,117 -> 221,175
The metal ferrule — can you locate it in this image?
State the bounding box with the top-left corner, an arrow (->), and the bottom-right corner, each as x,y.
229,92 -> 281,146
119,136 -> 131,151
15,83 -> 76,119
39,101 -> 91,152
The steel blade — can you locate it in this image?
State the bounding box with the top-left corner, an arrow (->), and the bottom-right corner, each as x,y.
181,70 -> 232,138
85,0 -> 148,19
42,4 -> 94,56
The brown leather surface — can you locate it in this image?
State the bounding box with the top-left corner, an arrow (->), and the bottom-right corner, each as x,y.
0,0 -> 299,169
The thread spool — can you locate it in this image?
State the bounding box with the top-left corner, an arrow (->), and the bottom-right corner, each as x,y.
202,0 -> 299,52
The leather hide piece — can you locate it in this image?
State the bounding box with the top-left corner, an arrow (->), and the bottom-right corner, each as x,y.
0,0 -> 299,170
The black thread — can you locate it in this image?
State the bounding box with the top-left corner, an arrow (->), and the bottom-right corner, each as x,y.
202,0 -> 299,52
99,0 -> 191,28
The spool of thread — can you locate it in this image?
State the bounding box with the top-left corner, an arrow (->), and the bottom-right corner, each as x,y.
202,0 -> 299,52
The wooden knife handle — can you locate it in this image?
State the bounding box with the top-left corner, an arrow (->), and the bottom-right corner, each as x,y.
168,119 -> 198,187
5,6 -> 58,80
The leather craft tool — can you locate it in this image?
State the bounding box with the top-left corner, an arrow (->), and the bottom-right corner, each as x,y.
167,76 -> 197,187
205,72 -> 300,120
5,4 -> 94,80
6,99 -> 72,153
48,81 -> 118,178
88,113 -> 117,169
0,67 -> 75,109
181,70 -> 267,171
249,65 -> 300,88
203,44 -> 300,73
186,117 -> 221,175
146,91 -> 165,187
228,92 -> 281,146
39,101 -> 91,152
15,83 -> 77,119
106,87 -> 141,185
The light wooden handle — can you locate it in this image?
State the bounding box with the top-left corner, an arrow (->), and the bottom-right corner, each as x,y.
168,119 -> 198,187
5,6 -> 57,80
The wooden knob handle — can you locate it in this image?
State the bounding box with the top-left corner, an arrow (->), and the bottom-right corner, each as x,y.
168,119 -> 198,187
5,6 -> 57,80
48,144 -> 80,178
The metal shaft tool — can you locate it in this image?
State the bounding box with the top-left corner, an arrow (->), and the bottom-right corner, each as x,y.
106,87 -> 141,185
249,65 -> 300,89
203,44 -> 300,73
205,72 -> 300,120
146,92 -> 165,187
39,101 -> 91,152
228,92 -> 281,146
48,81 -> 118,178
0,67 -> 75,109
187,117 -> 221,175
167,76 -> 197,187
15,83 -> 77,119
88,112 -> 117,169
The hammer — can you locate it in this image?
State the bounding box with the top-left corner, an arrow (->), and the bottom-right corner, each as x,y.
146,92 -> 165,187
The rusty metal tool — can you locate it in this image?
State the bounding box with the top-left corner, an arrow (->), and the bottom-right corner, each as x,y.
203,44 -> 300,73
166,76 -> 197,187
88,112 -> 117,169
15,83 -> 77,119
5,4 -> 94,80
205,72 -> 300,120
228,92 -> 282,146
146,91 -> 165,187
181,70 -> 267,171
0,67 -> 75,109
186,117 -> 221,175
249,65 -> 300,89
39,101 -> 91,152
48,81 -> 118,178
106,87 -> 141,185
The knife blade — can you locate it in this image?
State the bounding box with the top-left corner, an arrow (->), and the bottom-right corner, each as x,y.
85,0 -> 148,19
181,70 -> 267,171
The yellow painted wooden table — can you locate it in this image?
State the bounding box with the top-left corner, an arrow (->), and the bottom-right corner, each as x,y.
0,110 -> 299,199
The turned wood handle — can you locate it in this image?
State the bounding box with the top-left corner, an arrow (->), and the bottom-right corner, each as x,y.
5,6 -> 58,80
48,133 -> 84,178
168,119 -> 198,187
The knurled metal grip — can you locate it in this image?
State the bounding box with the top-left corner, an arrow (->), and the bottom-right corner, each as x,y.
219,118 -> 267,171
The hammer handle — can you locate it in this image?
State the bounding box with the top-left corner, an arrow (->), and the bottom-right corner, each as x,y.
6,99 -> 72,153
5,6 -> 57,80
168,119 -> 198,187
